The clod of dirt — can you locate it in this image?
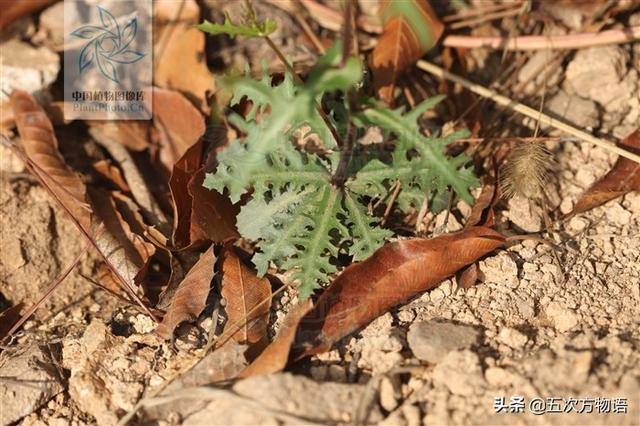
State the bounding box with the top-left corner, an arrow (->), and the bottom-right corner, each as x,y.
496,327 -> 528,349
0,39 -> 59,103
479,252 -> 519,288
546,90 -> 599,129
62,320 -> 163,424
432,349 -> 486,396
545,301 -> 579,332
183,373 -> 383,424
407,320 -> 481,364
517,51 -> 562,94
379,376 -> 400,412
564,46 -> 638,115
505,196 -> 543,233
349,313 -> 404,375
0,342 -> 65,425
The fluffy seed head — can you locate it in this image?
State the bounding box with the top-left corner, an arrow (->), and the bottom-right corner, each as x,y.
500,142 -> 553,199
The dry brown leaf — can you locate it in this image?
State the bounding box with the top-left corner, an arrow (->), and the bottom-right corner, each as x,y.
170,139 -> 239,248
0,0 -> 56,30
188,167 -> 239,244
370,0 -> 444,103
152,87 -> 207,170
170,139 -> 203,247
89,125 -> 171,235
93,160 -> 131,193
90,190 -> 155,288
569,129 -> 640,216
456,263 -> 479,290
153,0 -> 215,112
465,180 -> 498,228
10,90 -> 92,233
86,121 -> 151,152
156,246 -> 216,339
238,299 -> 314,378
220,247 -> 272,346
155,249 -> 201,310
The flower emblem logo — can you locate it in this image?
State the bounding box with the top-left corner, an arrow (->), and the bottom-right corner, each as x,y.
70,6 -> 145,83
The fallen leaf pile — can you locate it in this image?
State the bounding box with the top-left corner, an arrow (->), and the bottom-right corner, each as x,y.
6,84 -> 270,359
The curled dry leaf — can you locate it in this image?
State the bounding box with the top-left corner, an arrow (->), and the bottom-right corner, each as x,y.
371,0 -> 444,103
242,227 -> 504,376
89,125 -> 171,236
170,140 -> 203,247
90,190 -> 156,291
465,179 -> 498,228
156,246 -> 216,339
220,246 -> 272,346
10,90 -> 92,233
153,0 -> 215,111
456,262 -> 479,290
93,160 -> 131,193
155,250 -> 201,310
569,128 -> 640,217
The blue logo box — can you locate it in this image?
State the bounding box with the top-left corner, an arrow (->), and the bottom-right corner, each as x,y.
64,0 -> 152,120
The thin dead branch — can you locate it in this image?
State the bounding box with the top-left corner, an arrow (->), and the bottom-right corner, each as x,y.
416,60 -> 640,165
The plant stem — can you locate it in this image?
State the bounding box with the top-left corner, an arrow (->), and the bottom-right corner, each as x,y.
331,0 -> 359,187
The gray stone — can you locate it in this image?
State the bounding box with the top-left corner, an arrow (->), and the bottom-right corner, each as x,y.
407,320 -> 481,363
0,343 -> 65,425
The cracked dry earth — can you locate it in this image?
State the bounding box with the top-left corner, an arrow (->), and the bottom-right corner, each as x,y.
1,135 -> 639,425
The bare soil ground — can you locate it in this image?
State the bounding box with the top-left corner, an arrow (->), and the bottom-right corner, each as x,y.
1,1 -> 639,425
2,136 -> 639,425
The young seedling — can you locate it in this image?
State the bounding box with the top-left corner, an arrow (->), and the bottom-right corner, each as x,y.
199,13 -> 478,298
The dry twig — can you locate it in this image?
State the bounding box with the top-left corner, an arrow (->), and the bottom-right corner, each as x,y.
416,60 -> 640,165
